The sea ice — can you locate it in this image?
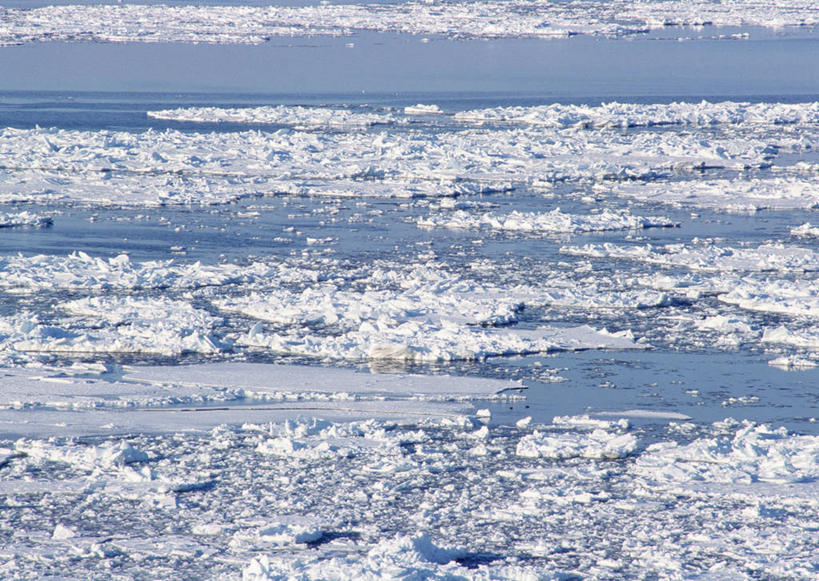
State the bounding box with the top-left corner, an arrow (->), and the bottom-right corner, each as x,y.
1,2 -> 816,45
418,208 -> 676,234
0,105 -> 802,206
636,421 -> 819,484
517,428 -> 637,459
562,241 -> 819,273
0,211 -> 52,228
147,105 -> 396,128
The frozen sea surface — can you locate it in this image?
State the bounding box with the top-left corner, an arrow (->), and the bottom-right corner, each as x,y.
1,5 -> 819,579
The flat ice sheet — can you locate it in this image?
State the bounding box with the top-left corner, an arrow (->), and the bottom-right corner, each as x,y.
0,363 -> 518,438
121,362 -> 521,398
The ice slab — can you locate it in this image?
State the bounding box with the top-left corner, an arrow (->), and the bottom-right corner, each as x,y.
455,101 -> 819,128
636,421 -> 819,485
121,362 -> 521,400
0,362 -> 517,438
721,278 -> 819,318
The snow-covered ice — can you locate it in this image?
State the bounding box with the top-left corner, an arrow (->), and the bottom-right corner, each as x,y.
2,99 -> 814,205
418,208 -> 676,234
1,2 -> 817,45
147,105 -> 396,129
2,63 -> 819,579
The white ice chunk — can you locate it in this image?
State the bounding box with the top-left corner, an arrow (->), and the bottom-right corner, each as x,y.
404,104 -> 442,115
0,211 -> 52,228
517,428 -> 638,459
636,421 -> 819,484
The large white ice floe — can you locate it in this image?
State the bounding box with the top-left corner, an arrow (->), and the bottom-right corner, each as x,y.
0,300 -> 224,358
0,110 -> 802,205
562,241 -> 819,273
238,321 -> 641,362
418,207 -> 676,233
0,362 -> 518,439
217,269 -> 644,361
455,101 -> 819,128
612,175 -> 819,212
147,105 -> 396,128
516,415 -> 637,459
0,251 -> 315,291
636,420 -> 819,485
0,2 -> 817,45
720,278 -> 819,318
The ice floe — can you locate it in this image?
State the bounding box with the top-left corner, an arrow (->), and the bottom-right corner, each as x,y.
517,415 -> 637,459
613,175 -> 819,212
562,241 -> 819,272
418,207 -> 676,234
636,420 -> 819,484
0,362 -> 517,439
720,278 -> 819,317
147,105 -> 396,129
0,251 -> 314,291
455,100 -> 819,128
217,268 -> 644,361
0,211 -> 52,228
0,106 -> 802,205
791,222 -> 819,237
1,301 -> 224,357
1,2 -> 817,45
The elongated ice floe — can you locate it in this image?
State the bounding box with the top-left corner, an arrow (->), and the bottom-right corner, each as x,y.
1,1 -> 817,45
517,428 -> 638,459
612,175 -> 819,212
0,362 -> 517,410
0,114 -> 799,205
418,208 -> 676,233
239,322 -> 640,362
147,105 -> 396,128
562,241 -> 819,273
0,251 -> 316,291
455,101 -> 819,128
0,363 -> 517,438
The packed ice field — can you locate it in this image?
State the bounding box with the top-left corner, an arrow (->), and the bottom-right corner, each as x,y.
1,1 -> 819,579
